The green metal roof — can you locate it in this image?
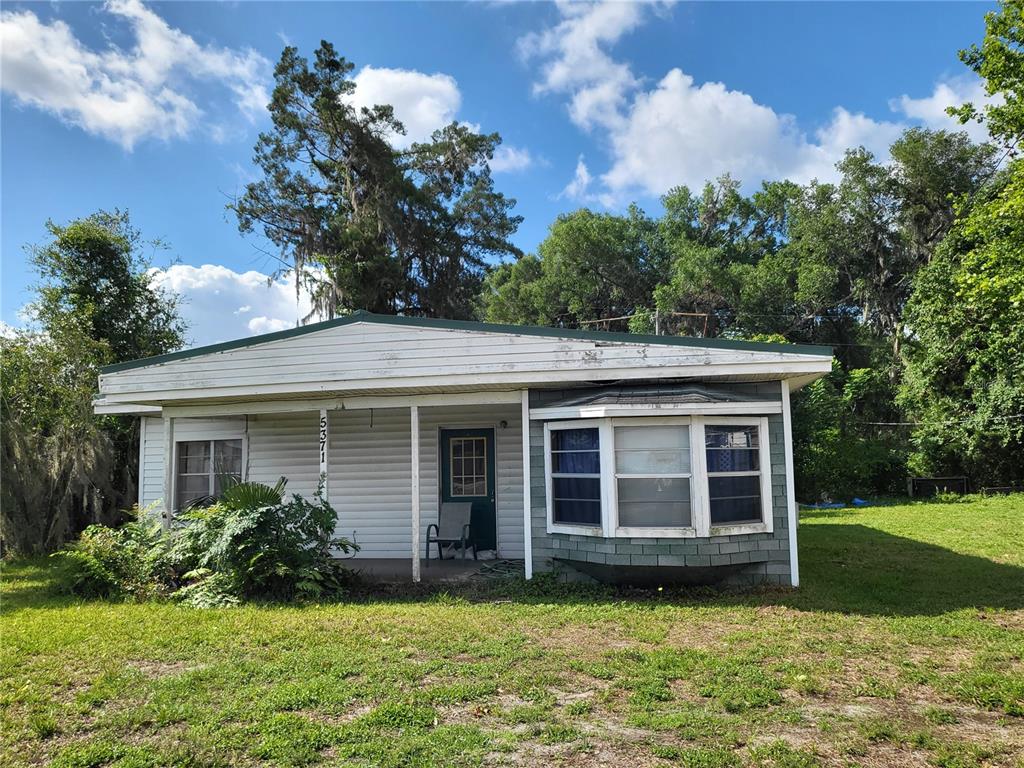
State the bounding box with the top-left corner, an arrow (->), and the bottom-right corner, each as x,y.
100,310 -> 833,374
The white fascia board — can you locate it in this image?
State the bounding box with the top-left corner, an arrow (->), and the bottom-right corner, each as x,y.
93,401 -> 163,415
160,390 -> 524,418
99,360 -> 835,405
529,401 -> 783,420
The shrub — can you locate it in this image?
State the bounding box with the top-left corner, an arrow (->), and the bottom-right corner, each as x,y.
171,478 -> 357,603
54,507 -> 170,598
55,478 -> 357,605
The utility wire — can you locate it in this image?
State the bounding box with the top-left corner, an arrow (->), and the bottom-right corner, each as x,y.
858,414 -> 1024,427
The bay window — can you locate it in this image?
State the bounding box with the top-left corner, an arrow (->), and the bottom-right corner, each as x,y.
544,416 -> 771,537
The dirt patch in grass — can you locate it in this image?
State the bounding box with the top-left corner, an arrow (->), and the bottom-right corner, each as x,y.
529,623 -> 640,653
125,659 -> 197,678
297,704 -> 373,726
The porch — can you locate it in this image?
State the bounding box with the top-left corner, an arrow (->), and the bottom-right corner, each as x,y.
146,391 -> 534,583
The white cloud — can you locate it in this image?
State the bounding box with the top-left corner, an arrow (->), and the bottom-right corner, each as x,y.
560,155 -> 594,200
891,75 -> 996,143
523,2 -> 994,202
490,145 -> 535,173
149,264 -> 315,347
0,321 -> 18,340
349,65 -> 462,147
518,0 -> 649,132
0,0 -> 270,149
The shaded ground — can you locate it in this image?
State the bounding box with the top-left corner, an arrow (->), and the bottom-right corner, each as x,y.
2,495 -> 1023,767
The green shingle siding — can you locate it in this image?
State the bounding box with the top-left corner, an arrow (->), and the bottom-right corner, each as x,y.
530,385 -> 793,586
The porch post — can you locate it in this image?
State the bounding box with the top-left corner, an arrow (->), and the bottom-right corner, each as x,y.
521,390 -> 533,579
162,415 -> 175,530
410,404 -> 421,582
780,379 -> 800,587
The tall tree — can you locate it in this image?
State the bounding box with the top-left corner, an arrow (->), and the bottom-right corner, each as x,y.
481,206 -> 666,330
900,0 -> 1024,486
233,42 -> 521,321
949,0 -> 1024,151
1,324 -> 112,554
30,210 -> 185,364
1,211 -> 185,553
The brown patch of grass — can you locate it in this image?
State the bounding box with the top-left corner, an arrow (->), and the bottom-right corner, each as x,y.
124,659 -> 196,678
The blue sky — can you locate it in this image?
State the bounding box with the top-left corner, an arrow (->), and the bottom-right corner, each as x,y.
1,1 -> 994,345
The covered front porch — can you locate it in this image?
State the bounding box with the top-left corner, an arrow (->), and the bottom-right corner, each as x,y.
143,390 -> 534,583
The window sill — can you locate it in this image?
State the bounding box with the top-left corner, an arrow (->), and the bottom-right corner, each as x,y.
709,522 -> 771,536
615,527 -> 697,538
548,523 -> 603,537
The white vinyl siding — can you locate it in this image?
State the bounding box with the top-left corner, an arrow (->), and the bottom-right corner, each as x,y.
100,321 -> 831,402
139,416 -> 164,509
329,403 -> 524,559
247,411 -> 320,499
138,416 -> 246,511
328,407 -> 413,558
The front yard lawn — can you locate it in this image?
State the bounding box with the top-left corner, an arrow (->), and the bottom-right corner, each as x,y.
2,496 -> 1023,767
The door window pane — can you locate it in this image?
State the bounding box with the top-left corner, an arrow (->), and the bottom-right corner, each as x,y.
450,437 -> 487,497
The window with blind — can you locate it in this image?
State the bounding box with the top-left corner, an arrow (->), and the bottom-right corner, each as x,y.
613,424 -> 692,530
548,426 -> 602,526
175,439 -> 243,510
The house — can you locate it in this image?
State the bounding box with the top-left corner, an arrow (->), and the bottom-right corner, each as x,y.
93,311 -> 833,586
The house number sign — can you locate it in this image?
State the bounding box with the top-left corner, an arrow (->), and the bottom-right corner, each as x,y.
319,409 -> 329,485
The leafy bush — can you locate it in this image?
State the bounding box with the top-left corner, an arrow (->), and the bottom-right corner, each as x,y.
56,478 -> 357,605
171,478 -> 357,604
792,366 -> 906,501
54,507 -> 170,599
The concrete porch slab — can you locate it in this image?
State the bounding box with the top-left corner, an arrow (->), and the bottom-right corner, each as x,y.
343,558 -> 524,584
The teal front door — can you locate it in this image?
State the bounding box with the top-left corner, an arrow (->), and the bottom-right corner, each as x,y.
439,428 -> 497,552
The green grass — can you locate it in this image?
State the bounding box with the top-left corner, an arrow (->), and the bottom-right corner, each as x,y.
2,496 -> 1023,767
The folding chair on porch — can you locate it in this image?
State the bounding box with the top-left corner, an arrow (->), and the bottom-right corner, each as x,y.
426,502 -> 477,562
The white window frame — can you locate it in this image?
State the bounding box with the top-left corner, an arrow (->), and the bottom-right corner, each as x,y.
173,437 -> 246,511
700,416 -> 773,536
543,420 -> 607,536
543,415 -> 774,538
610,416 -> 697,538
